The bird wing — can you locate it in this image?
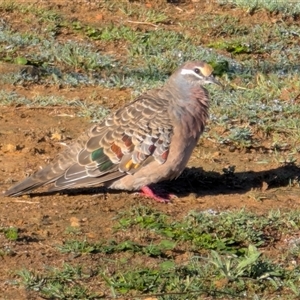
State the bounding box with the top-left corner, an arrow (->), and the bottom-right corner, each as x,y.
53,93 -> 173,189
4,92 -> 174,196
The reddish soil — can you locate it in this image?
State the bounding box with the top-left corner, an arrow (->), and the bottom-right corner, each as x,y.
0,1 -> 300,299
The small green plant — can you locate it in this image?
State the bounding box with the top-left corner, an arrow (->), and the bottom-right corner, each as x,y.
58,239 -> 176,257
208,245 -> 261,281
17,265 -> 99,299
57,240 -> 96,255
52,41 -> 115,72
116,207 -> 289,253
217,0 -> 300,16
208,41 -> 251,54
4,227 -> 18,241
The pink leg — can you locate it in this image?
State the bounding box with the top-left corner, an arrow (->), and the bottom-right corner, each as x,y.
140,186 -> 170,203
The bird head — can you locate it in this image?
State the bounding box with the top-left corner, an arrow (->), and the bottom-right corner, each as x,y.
179,61 -> 222,87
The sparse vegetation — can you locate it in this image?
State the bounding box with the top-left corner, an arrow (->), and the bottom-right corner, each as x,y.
14,207 -> 300,298
218,0 -> 300,16
2,227 -> 19,241
1,0 -> 300,299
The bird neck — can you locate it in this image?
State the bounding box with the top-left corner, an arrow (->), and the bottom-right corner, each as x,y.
164,81 -> 210,139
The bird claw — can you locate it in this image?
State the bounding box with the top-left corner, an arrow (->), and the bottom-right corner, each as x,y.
138,186 -> 172,203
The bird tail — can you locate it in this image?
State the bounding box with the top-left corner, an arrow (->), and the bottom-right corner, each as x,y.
3,164 -> 61,197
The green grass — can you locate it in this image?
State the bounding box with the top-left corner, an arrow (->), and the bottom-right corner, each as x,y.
14,207 -> 300,299
17,265 -> 100,299
0,91 -> 110,122
116,207 -> 300,253
57,239 -> 176,257
218,0 -> 300,16
1,226 -> 19,241
2,0 -> 300,299
208,75 -> 300,150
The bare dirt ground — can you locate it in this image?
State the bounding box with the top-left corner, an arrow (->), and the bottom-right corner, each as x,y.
0,1 -> 300,299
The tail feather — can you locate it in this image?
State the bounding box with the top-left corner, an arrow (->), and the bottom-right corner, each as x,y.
4,161 -> 126,197
47,170 -> 125,192
4,157 -> 70,196
3,173 -> 58,196
4,139 -> 84,197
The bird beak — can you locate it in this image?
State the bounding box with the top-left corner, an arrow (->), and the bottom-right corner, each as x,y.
206,74 -> 224,88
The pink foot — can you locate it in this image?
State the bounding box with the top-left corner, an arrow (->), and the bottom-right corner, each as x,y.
140,186 -> 171,203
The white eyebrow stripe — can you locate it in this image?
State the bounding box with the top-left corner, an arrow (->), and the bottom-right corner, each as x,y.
180,69 -> 202,78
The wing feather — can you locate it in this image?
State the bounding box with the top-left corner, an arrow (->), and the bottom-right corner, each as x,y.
4,92 -> 174,196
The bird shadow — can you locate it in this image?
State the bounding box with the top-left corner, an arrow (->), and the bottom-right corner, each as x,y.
27,163 -> 300,199
160,163 -> 300,198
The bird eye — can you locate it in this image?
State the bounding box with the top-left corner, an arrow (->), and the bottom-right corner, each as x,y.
194,68 -> 200,74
